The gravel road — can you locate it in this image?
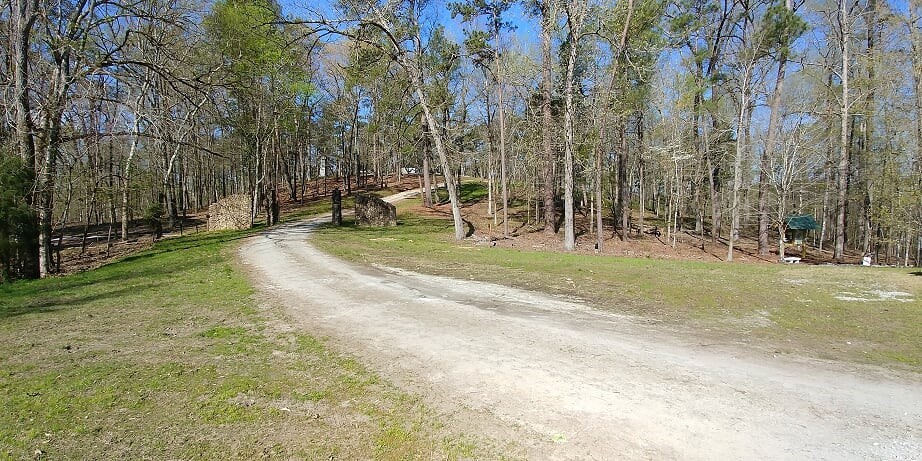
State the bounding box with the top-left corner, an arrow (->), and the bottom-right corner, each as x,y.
239,192 -> 921,460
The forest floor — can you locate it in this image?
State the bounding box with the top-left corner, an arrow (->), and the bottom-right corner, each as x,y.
51,174 -> 873,276
51,175 -> 424,276
437,182 -> 865,266
241,190 -> 922,459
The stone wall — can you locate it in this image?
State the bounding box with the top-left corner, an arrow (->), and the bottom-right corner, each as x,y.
355,193 -> 397,227
208,193 -> 252,231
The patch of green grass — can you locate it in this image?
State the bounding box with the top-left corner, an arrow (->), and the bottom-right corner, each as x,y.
292,389 -> 330,402
431,182 -> 486,205
443,436 -> 479,460
312,211 -> 922,371
295,333 -> 326,354
0,225 -> 499,458
201,326 -> 247,338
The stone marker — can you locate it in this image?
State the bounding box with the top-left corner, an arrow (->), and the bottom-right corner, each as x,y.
208,194 -> 252,231
355,193 -> 397,227
332,189 -> 342,226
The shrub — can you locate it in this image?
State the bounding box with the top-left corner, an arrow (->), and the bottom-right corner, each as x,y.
0,156 -> 38,281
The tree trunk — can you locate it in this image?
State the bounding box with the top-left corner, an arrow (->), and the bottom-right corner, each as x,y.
859,0 -> 880,256
121,90 -> 148,241
421,115 -> 433,207
36,46 -> 76,277
497,54 -> 509,238
618,119 -> 629,241
406,57 -> 465,239
11,0 -> 40,278
835,0 -> 851,261
352,96 -> 362,188
562,2 -> 586,251
758,44 -> 789,254
637,114 -> 645,236
913,0 -> 922,268
37,138 -> 57,277
728,61 -> 751,262
12,0 -> 38,168
593,126 -> 603,249
691,64 -> 704,242
589,0 -> 634,249
540,1 -> 557,234
914,0 -> 922,171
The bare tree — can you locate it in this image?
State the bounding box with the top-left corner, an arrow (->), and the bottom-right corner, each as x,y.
532,0 -> 559,235
590,0 -> 635,250
562,0 -> 588,251
758,0 -> 804,255
834,0 -> 858,261
727,0 -> 760,262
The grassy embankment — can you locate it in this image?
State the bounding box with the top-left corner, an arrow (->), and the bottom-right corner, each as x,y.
313,183 -> 922,370
1,222 -> 488,458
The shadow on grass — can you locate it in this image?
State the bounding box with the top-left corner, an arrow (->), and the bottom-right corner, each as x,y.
911,271 -> 922,276
118,229 -> 253,265
459,183 -> 487,204
433,183 -> 488,207
0,229 -> 254,319
0,281 -> 163,319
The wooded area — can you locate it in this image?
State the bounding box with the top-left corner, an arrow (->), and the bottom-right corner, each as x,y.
2,0 -> 921,280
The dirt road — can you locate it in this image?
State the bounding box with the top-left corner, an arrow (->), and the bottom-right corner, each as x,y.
239,193 -> 921,460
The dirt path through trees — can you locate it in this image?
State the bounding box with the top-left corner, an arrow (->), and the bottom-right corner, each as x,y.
239,196 -> 921,460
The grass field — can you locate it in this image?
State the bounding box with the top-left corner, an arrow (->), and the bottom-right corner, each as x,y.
3,183 -> 917,458
312,192 -> 922,371
0,228 -> 488,459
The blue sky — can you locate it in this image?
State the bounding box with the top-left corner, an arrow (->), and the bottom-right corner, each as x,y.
278,0 -> 540,46
278,0 -> 916,45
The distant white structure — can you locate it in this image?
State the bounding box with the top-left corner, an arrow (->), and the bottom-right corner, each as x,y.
317,156 -> 326,177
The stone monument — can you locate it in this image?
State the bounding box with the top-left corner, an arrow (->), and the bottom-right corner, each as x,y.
207,194 -> 252,231
355,193 -> 397,227
332,189 -> 342,226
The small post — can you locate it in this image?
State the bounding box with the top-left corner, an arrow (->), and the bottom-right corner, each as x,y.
332,189 -> 342,226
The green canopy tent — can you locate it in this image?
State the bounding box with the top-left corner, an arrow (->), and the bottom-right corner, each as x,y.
783,215 -> 820,261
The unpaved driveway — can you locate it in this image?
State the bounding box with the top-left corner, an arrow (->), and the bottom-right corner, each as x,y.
239,194 -> 921,460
